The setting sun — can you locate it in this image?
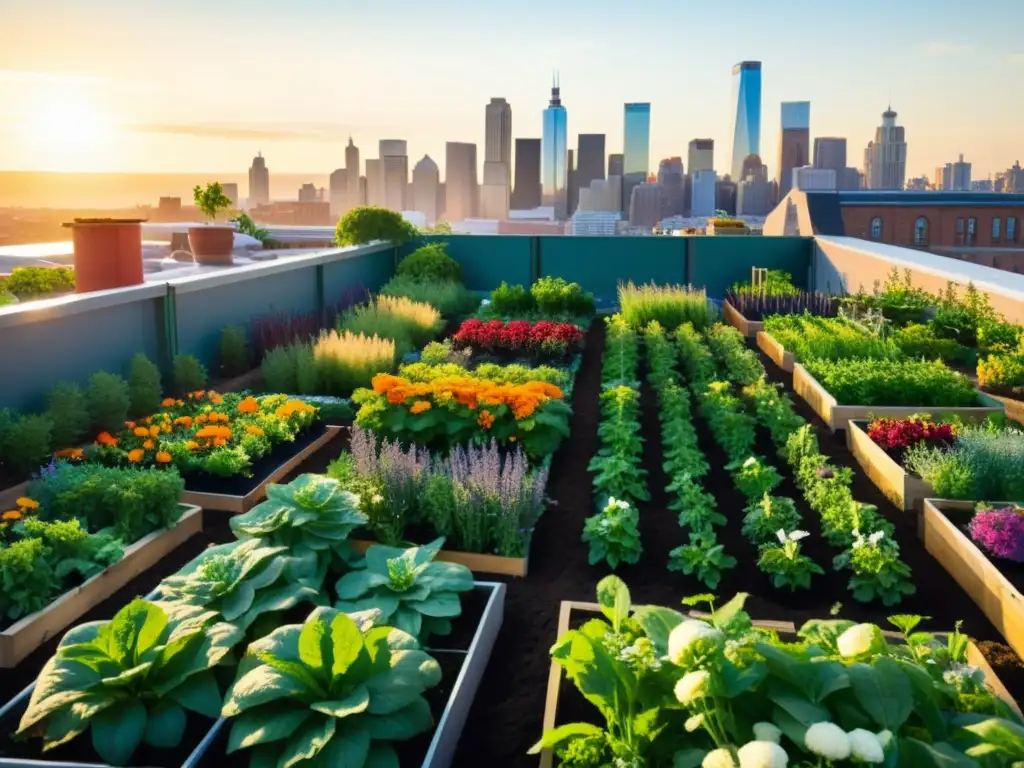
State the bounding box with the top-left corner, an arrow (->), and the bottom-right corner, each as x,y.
23,92 -> 109,149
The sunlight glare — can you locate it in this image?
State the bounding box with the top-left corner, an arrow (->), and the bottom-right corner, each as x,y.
25,92 -> 109,150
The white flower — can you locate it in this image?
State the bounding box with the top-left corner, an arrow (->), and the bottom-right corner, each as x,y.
371,493 -> 383,505
668,619 -> 723,664
775,528 -> 787,544
804,722 -> 851,760
737,740 -> 789,768
848,728 -> 884,763
753,722 -> 783,744
868,530 -> 885,545
674,670 -> 711,704
685,713 -> 705,732
875,730 -> 893,750
837,623 -> 877,657
743,456 -> 758,467
702,748 -> 738,768
789,530 -> 810,541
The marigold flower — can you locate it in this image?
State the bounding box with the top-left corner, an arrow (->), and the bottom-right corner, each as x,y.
54,447 -> 84,460
162,397 -> 176,407
127,448 -> 145,463
155,451 -> 172,464
409,401 -> 432,414
213,437 -> 227,447
96,431 -> 118,446
133,426 -> 150,438
372,374 -> 403,394
237,396 -> 259,414
125,421 -> 137,429
195,414 -> 209,424
16,497 -> 39,510
246,425 -> 265,436
176,400 -> 184,406
174,416 -> 193,428
477,410 -> 495,429
209,392 -> 224,405
2,510 -> 22,521
185,440 -> 199,451
150,425 -> 161,438
143,439 -> 155,450
143,417 -> 152,425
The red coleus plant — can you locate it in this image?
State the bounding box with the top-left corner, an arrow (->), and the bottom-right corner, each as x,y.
866,417 -> 957,452
453,318 -> 583,354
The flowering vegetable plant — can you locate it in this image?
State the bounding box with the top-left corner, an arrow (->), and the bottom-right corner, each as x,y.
866,416 -> 956,453
452,318 -> 584,358
582,497 -> 643,569
969,503 -> 1024,563
756,528 -> 823,591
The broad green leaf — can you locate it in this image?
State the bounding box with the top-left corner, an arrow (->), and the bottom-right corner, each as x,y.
106,600 -> 167,666
364,697 -> 433,739
298,613 -> 334,676
226,708 -> 311,753
631,606 -> 685,656
410,592 -> 462,618
331,612 -> 366,677
418,561 -> 474,592
365,649 -> 441,715
311,685 -> 370,718
36,693 -> 117,750
335,570 -> 390,600
142,700 -> 186,749
315,724 -> 371,766
900,659 -> 947,740
527,722 -> 604,753
768,688 -> 830,726
772,706 -> 810,749
887,614 -> 928,635
391,607 -> 423,638
170,670 -> 223,719
596,575 -> 631,631
223,664 -> 315,716
897,737 -> 976,767
219,582 -> 256,622
91,699 -> 147,767
278,714 -> 335,768
101,661 -> 153,688
366,741 -> 400,768
19,658 -> 105,732
962,718 -> 1024,758
711,591 -> 749,629
847,659 -> 914,730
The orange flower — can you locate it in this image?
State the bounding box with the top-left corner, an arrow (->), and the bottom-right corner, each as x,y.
372,374 -> 403,394
133,427 -> 150,438
125,421 -> 137,429
196,425 -> 232,440
127,448 -> 145,463
275,400 -> 315,419
54,447 -> 84,460
185,440 -> 199,451
2,510 -> 22,522
477,410 -> 495,429
16,497 -> 39,510
155,451 -> 172,464
96,431 -> 118,446
174,416 -> 194,428
386,388 -> 407,405
189,390 -> 206,400
143,417 -> 152,425
246,425 -> 265,436
209,391 -> 224,405
162,397 -> 176,407
237,396 -> 259,414
143,439 -> 155,449
409,401 -> 432,414
195,414 -> 208,424
213,437 -> 227,447
150,425 -> 161,438
176,400 -> 184,406
513,404 -> 536,420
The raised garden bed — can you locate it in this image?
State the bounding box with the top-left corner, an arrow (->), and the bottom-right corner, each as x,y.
349,538 -> 528,577
756,329 -> 794,372
921,498 -> 1024,663
722,299 -> 763,338
792,362 -> 1003,432
0,505 -> 203,668
846,419 -> 933,511
180,424 -> 340,513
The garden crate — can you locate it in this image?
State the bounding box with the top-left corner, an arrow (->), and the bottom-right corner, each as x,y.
755,330 -> 794,373
0,505 -> 203,668
792,363 -> 1004,433
722,299 -> 763,338
349,539 -> 528,577
921,498 -> 1024,663
846,419 -> 933,511
180,424 -> 341,513
538,599 -> 1020,768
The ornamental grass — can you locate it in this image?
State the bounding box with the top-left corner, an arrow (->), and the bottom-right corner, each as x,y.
312,329 -> 397,396
617,281 -> 715,331
339,295 -> 442,354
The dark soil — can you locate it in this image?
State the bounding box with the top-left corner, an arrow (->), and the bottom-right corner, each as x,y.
978,640 -> 1024,693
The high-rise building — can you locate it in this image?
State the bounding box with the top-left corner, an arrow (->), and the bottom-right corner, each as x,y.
566,149 -> 577,216
248,152 -> 270,207
344,137 -> 362,209
629,181 -> 662,229
220,183 -> 239,207
716,178 -> 738,216
412,155 -> 439,224
813,137 -> 846,174
737,155 -> 772,216
622,103 -> 651,214
690,170 -> 717,217
571,210 -> 621,236
542,74 -> 568,218
730,61 -> 762,181
864,106 -> 908,190
996,162 -> 1024,194
687,139 -> 714,175
657,157 -> 685,219
777,101 -> 810,199
577,177 -> 621,212
608,153 -> 624,178
793,165 -> 837,191
484,98 -> 512,177
576,134 -> 606,200
365,159 -> 384,207
380,140 -> 408,211
512,138 -> 542,210
936,154 -> 972,191
298,183 -> 318,203
481,161 -> 510,220
329,169 -> 346,216
444,142 -> 478,221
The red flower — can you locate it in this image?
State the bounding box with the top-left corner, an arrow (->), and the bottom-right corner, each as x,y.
867,417 -> 956,452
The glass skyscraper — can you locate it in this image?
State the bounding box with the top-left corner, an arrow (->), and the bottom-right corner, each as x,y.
730,61 -> 762,181
542,76 -> 568,217
622,103 -> 651,176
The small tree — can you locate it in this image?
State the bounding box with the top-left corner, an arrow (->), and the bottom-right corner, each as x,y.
334,206 -> 417,246
193,182 -> 234,223
419,220 -> 453,235
230,212 -> 270,243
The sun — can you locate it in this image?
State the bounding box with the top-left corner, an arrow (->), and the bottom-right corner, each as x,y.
24,92 -> 109,150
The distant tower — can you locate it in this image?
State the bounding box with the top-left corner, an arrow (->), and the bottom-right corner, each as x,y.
730,62 -> 762,181
864,105 -> 907,190
248,151 -> 270,207
542,72 -> 568,218
777,101 -> 810,199
622,103 -> 651,214
512,138 -> 542,210
379,139 -> 408,211
444,142 -> 478,221
412,155 -> 440,224
344,137 -> 362,208
482,98 -> 512,219
575,134 -> 606,208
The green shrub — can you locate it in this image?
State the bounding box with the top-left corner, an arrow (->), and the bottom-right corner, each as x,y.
0,413 -> 53,474
171,354 -> 208,395
531,276 -> 595,317
218,325 -> 251,376
86,371 -> 130,432
46,381 -> 90,448
127,353 -> 163,417
261,345 -> 298,393
893,323 -> 974,365
396,242 -> 461,282
489,281 -> 535,316
379,275 -> 478,317
334,206 -> 417,246
802,358 -> 979,407
338,295 -> 442,355
762,314 -> 902,362
294,343 -> 320,394
5,266 -> 75,297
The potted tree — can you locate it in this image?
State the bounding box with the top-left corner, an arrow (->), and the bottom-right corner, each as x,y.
188,182 -> 236,265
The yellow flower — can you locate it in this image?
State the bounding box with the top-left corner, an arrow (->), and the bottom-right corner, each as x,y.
127,449 -> 145,463
246,425 -> 265,436
16,497 -> 39,510
185,440 -> 199,451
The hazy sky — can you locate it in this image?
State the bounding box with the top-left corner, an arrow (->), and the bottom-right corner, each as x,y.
1,0 -> 1022,181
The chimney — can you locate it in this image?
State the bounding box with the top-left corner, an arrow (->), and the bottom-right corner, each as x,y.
63,218 -> 146,293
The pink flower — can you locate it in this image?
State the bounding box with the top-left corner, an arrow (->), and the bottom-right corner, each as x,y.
969,506 -> 1024,562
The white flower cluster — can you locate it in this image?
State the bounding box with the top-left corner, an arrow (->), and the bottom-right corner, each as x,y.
836,623 -> 879,658
700,741 -> 789,768
675,670 -> 711,704
851,528 -> 886,550
804,721 -> 888,764
942,662 -> 981,688
668,618 -> 724,666
605,496 -> 632,512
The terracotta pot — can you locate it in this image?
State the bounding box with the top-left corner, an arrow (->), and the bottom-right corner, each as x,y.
63,218 -> 145,293
188,225 -> 235,265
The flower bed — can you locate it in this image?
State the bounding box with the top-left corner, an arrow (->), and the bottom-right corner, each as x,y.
846,419 -> 938,511
723,291 -> 839,336
452,318 -> 584,361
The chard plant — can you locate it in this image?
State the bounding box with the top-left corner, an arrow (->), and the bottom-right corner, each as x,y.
153,538 -> 322,630
17,599 -> 242,766
334,537 -> 473,641
222,606 -> 441,767
757,529 -> 823,591
669,474 -> 725,534
230,474 -> 367,587
698,382 -> 756,464
741,493 -> 802,545
834,529 -> 917,606
582,496 -> 643,569
728,456 -> 783,502
588,385 -> 649,504
667,530 -> 736,589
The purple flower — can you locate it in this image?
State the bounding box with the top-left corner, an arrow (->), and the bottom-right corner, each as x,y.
969,507 -> 1024,563
816,466 -> 834,480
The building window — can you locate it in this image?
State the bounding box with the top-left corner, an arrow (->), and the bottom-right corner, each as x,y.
955,217 -> 965,245
993,217 -> 1002,242
967,217 -> 977,245
914,216 -> 929,245
870,216 -> 882,239
1009,216 -> 1018,243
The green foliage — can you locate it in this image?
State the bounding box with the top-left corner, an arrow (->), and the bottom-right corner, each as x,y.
757,530 -> 823,591
18,517 -> 122,582
17,599 -> 242,765
803,358 -> 979,407
904,424 -> 1024,501
582,497 -> 643,569
833,529 -> 916,606
396,242 -> 461,282
893,323 -> 975,366
845,267 -> 933,326
86,371 -> 130,432
261,344 -> 301,393
741,494 -> 802,545
618,281 -> 715,331
589,386 -> 648,504
334,205 -> 418,246
419,220 -> 453,234
230,212 -> 270,243
219,325 -> 251,376
978,351 -> 1024,392
45,380 -> 90,451
728,456 -> 783,502
379,275 -> 479,317
0,538 -> 60,623
0,412 -> 54,474
127,353 -> 163,418
171,354 -> 208,396
531,276 -> 596,317
3,266 -> 75,297
762,313 -> 903,363
221,606 -> 441,767
334,537 -> 473,641
489,281 -> 535,316
698,381 -> 757,464
193,181 -> 234,221
703,323 -> 764,386
732,268 -> 799,297
338,296 -> 442,356
668,530 -> 736,588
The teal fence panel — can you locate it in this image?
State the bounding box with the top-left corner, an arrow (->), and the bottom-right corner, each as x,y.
688,236 -> 813,298
399,235 -> 532,292
323,248 -> 394,305
538,237 -> 686,305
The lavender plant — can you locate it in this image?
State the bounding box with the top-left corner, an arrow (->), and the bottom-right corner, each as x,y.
347,426 -> 427,544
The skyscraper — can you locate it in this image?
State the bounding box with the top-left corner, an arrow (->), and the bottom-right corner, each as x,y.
864,106 -> 908,190
657,157 -> 685,218
412,155 -> 439,224
687,139 -> 714,175
813,137 -> 846,174
730,61 -> 762,181
629,181 -> 662,229
512,138 -> 542,210
365,159 -> 384,207
777,101 -> 810,199
576,134 -> 606,200
482,98 -> 512,219
444,142 -> 478,221
937,154 -> 972,191
380,139 -> 408,211
345,137 -> 362,209
248,152 -> 270,207
329,168 -> 346,216
542,74 -> 568,218
690,170 -> 717,217
623,103 -> 651,216
608,153 -> 624,178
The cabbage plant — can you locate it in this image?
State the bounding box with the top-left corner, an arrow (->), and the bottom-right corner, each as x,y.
153,539 -> 322,629
230,474 -> 367,587
335,537 -> 473,641
17,598 -> 242,766
222,606 -> 441,766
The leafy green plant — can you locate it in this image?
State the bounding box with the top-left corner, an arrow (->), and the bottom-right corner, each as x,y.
128,353 -> 164,418
0,412 -> 53,474
171,354 -> 208,396
335,537 -> 473,640
193,181 -> 233,221
154,539 -> 322,629
669,474 -> 724,534
728,456 -> 783,502
905,423 -> 1024,501
230,212 -> 269,243
334,205 -> 417,246
618,281 -> 714,331
45,380 -> 90,449
668,530 -> 736,588
704,323 -> 764,387
588,386 -> 648,504
261,345 -> 299,393
893,323 -> 975,365
18,517 -> 123,583
396,241 -> 461,282
741,494 -> 802,545
763,313 -> 902,363
17,599 -> 242,766
4,266 -> 75,296
219,325 -> 251,377
221,605 -> 440,767
339,295 -> 442,355
698,381 -> 756,463
803,358 -> 979,407
379,275 -> 479,317
86,371 -> 130,433
531,276 -> 595,318
833,529 -> 916,606
582,497 -> 643,569
0,538 -> 60,623
488,281 -> 535,316
758,529 -> 823,591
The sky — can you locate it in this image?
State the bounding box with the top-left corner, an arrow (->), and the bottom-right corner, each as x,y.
0,0 -> 1022,182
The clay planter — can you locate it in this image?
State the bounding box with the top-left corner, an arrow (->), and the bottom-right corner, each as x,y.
723,300 -> 763,338
538,600 -> 1020,767
63,218 -> 145,293
349,539 -> 529,577
0,505 -> 203,668
792,362 -> 1004,433
756,330 -> 795,373
187,225 -> 234,266
846,419 -> 933,511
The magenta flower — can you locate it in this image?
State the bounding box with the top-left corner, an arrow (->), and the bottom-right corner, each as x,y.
969,507 -> 1024,563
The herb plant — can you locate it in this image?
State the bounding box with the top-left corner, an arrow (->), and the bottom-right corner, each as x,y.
833,529 -> 916,606
128,353 -> 164,418
588,386 -> 648,504
803,358 -> 979,407
728,456 -> 783,502
46,380 -> 90,449
667,530 -> 736,588
86,371 -> 130,433
757,529 -> 823,591
741,494 -> 802,545
171,354 -> 208,396
582,497 -> 643,569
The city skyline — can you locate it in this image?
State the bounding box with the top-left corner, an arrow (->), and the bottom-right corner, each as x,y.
1,0 -> 1022,183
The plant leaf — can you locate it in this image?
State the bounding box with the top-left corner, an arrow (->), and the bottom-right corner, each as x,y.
847,658 -> 914,730
311,685 -> 370,718
278,714 -> 335,768
226,709 -> 312,753
91,699 -> 147,767
364,697 -> 433,740
142,700 -> 186,749
527,722 -> 604,754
